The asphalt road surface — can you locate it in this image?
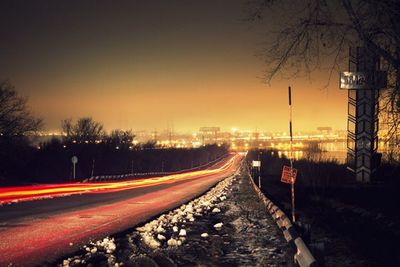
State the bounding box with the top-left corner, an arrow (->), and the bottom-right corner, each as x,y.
0,153 -> 243,266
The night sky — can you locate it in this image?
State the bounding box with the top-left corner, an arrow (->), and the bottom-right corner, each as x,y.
0,0 -> 347,133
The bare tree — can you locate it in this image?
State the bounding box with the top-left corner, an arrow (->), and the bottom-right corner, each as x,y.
0,80 -> 43,137
105,129 -> 135,148
61,117 -> 104,144
249,0 -> 400,158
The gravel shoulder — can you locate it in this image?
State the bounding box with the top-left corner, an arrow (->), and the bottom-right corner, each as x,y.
57,166 -> 293,267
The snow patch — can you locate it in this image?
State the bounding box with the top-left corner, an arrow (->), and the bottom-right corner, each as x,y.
201,233 -> 209,238
212,207 -> 221,213
214,222 -> 223,230
133,174 -> 235,249
179,229 -> 187,236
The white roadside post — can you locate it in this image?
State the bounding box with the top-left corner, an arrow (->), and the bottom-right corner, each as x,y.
258,152 -> 262,189
71,156 -> 78,181
252,160 -> 261,188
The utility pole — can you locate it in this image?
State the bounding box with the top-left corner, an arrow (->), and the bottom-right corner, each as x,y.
91,158 -> 95,177
289,86 -> 296,223
152,129 -> 158,144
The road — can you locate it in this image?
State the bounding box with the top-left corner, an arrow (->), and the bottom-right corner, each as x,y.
0,153 -> 243,266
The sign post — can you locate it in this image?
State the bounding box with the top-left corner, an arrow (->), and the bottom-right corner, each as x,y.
71,156 -> 78,181
281,165 -> 298,223
281,166 -> 298,184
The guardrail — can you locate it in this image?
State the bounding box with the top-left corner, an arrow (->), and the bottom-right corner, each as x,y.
247,167 -> 318,267
82,154 -> 228,183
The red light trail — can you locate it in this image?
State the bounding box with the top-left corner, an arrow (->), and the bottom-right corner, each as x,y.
0,153 -> 243,266
0,153 -> 237,204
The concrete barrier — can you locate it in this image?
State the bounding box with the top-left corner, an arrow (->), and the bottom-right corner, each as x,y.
294,237 -> 318,267
248,171 -> 318,267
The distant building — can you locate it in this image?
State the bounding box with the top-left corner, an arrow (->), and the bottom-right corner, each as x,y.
199,127 -> 220,144
317,127 -> 332,134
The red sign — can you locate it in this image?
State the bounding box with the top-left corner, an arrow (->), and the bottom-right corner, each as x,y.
281,166 -> 297,184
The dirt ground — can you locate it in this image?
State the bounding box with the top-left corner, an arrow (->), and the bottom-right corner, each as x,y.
56,169 -> 294,267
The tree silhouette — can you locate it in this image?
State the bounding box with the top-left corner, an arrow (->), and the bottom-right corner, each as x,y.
105,129 -> 135,149
0,80 -> 43,137
61,117 -> 104,144
249,0 -> 400,152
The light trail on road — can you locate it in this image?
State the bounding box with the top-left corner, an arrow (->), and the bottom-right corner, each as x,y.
0,154 -> 236,204
0,153 -> 243,266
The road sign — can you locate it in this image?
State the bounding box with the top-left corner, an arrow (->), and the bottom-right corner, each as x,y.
340,71 -> 387,90
71,156 -> 78,164
71,156 -> 78,180
252,160 -> 261,167
281,165 -> 297,184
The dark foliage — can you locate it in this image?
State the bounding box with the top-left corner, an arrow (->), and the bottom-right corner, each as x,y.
0,142 -> 228,186
247,148 -> 400,265
0,80 -> 43,136
249,0 -> 400,155
61,117 -> 104,144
